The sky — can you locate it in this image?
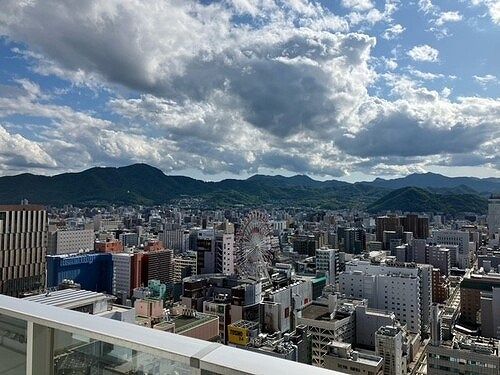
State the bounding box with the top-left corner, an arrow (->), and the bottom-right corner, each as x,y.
0,0 -> 499,183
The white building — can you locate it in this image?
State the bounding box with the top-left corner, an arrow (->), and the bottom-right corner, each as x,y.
48,228 -> 95,255
488,196 -> 500,239
375,326 -> 407,375
341,259 -> 432,334
112,253 -> 133,299
216,232 -> 235,275
160,228 -> 189,253
315,247 -> 338,285
433,230 -> 473,269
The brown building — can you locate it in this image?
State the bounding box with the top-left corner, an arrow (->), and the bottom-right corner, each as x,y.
131,252 -> 149,289
401,214 -> 429,239
147,249 -> 173,285
460,273 -> 500,326
432,268 -> 449,304
95,239 -> 124,253
0,204 -> 47,296
375,216 -> 402,243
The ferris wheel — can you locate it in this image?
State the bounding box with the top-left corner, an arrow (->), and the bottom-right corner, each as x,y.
235,211 -> 274,281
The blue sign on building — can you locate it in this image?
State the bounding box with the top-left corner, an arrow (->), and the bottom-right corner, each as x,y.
46,253 -> 113,294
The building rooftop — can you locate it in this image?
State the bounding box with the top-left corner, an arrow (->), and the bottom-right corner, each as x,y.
24,288 -> 112,310
0,204 -> 45,211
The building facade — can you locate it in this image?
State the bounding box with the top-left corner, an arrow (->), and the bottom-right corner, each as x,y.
0,204 -> 47,296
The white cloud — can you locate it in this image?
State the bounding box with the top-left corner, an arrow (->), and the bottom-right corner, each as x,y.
473,74 -> 498,86
408,68 -> 444,80
0,125 -> 57,171
382,24 -> 405,39
418,0 -> 437,14
435,11 -> 463,26
0,0 -> 498,178
407,45 -> 439,62
470,0 -> 500,25
341,0 -> 374,11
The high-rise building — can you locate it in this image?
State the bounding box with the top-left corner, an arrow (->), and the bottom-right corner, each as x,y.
460,272 -> 500,326
488,195 -> 500,239
173,252 -> 197,283
48,228 -> 94,255
112,252 -> 134,299
160,228 -> 189,253
315,247 -> 339,285
0,204 -> 47,296
375,326 -> 407,375
337,228 -> 365,254
434,230 -> 472,269
400,214 -> 429,239
215,231 -> 234,275
147,249 -> 173,285
340,259 -> 432,335
375,216 -> 402,243
196,229 -> 216,274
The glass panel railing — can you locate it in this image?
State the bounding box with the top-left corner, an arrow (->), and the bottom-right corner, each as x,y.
53,328 -> 192,375
0,314 -> 27,375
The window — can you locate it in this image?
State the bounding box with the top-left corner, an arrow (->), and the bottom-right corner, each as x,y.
0,313 -> 27,375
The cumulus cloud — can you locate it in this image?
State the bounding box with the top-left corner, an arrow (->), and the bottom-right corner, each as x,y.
0,0 -> 498,179
407,45 -> 439,62
435,11 -> 463,26
341,0 -> 374,11
0,125 -> 57,171
382,24 -> 405,39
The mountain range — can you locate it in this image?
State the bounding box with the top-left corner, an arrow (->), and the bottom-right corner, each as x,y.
0,164 -> 497,213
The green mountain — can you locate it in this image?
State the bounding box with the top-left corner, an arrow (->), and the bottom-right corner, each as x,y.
0,164 -> 490,213
367,187 -> 488,214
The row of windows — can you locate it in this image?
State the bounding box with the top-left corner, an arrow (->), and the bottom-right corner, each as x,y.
0,210 -> 46,234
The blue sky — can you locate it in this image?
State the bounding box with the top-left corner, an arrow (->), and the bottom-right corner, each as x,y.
0,0 -> 498,182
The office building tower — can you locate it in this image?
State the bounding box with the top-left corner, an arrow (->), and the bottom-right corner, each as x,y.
376,216 -> 402,243
215,231 -> 235,275
48,228 -> 94,255
112,252 -> 134,299
480,287 -> 500,339
160,228 -> 189,253
431,269 -> 449,304
315,247 -> 338,285
173,252 -> 197,283
337,227 -> 366,254
147,249 -> 173,285
293,235 -> 318,256
460,272 -> 500,326
488,195 -> 500,239
46,252 -> 113,294
196,229 -> 216,274
375,326 -> 407,375
340,259 -> 432,335
428,245 -> 451,277
0,204 -> 47,296
434,230 -> 472,269
400,214 -> 429,239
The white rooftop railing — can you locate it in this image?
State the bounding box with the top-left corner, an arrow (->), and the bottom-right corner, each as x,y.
0,294 -> 340,375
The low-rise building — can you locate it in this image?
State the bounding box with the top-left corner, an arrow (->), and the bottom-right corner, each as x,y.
324,341 -> 383,375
